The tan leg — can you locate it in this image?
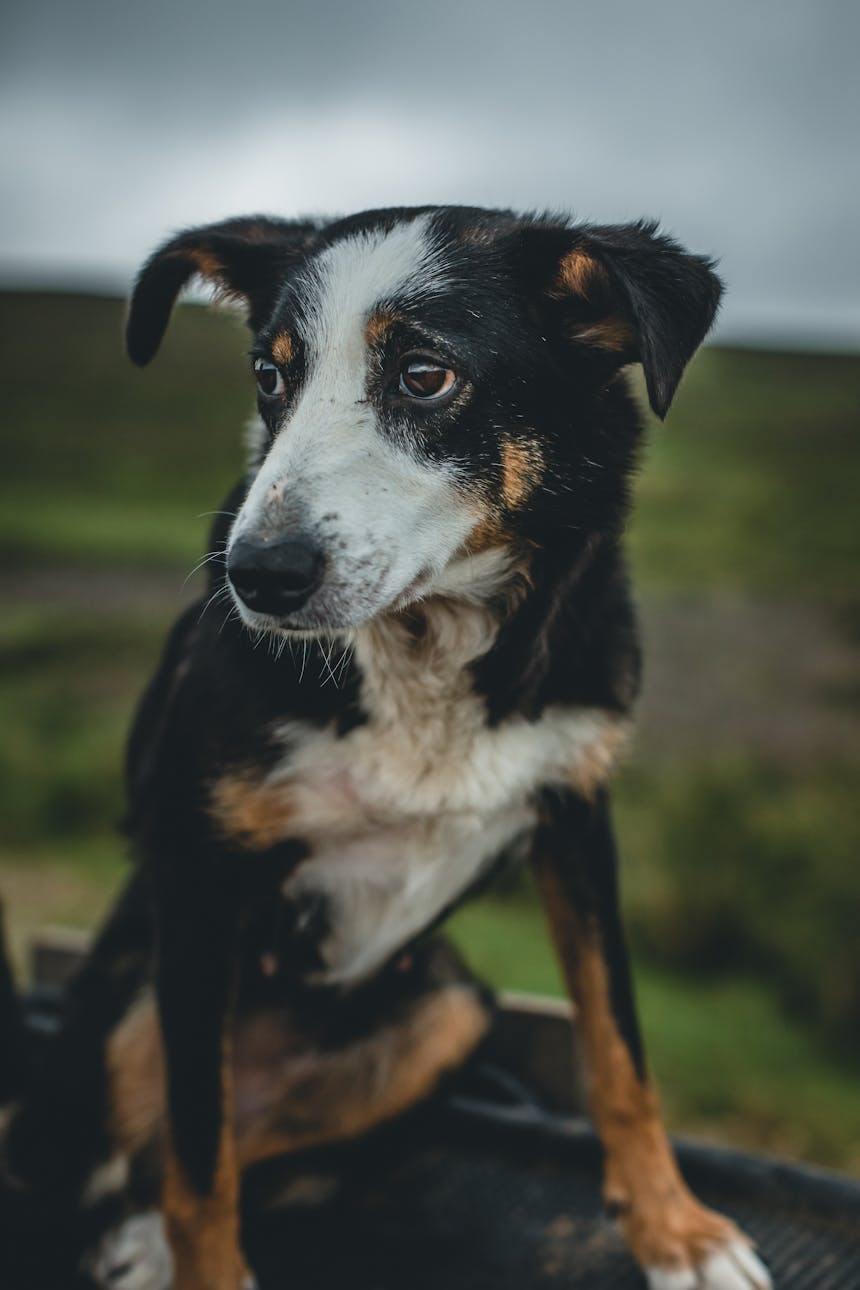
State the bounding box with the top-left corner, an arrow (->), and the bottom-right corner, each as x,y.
109,1010 -> 248,1290
533,791 -> 771,1290
161,1033 -> 250,1290
105,978 -> 488,1288
162,1139 -> 248,1290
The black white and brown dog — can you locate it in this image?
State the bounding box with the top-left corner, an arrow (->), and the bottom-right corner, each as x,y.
0,205 -> 772,1290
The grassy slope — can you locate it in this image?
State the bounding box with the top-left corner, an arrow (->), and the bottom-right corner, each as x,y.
629,346 -> 860,599
0,292 -> 858,1169
0,293 -> 247,564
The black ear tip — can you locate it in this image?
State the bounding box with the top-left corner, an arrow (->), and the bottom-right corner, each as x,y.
645,372 -> 673,420
643,249 -> 724,419
125,251 -> 195,367
125,294 -> 165,366
125,313 -> 158,366
650,392 -> 670,421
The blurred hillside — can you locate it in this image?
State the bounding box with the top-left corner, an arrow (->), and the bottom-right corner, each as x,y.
0,291 -> 858,1169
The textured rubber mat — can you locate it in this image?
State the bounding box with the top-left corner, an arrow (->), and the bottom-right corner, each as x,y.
6,993 -> 859,1288
241,1087 -> 860,1290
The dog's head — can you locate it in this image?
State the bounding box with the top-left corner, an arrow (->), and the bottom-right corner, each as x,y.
127,206 -> 722,634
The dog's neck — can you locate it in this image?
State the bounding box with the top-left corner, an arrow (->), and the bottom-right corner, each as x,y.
346,533 -> 621,733
351,550 -> 518,730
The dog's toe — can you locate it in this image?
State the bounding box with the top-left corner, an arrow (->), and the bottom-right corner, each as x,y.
647,1237 -> 772,1290
83,1211 -> 173,1290
700,1240 -> 772,1290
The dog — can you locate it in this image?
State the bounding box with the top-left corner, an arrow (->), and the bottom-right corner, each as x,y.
5,204 -> 771,1290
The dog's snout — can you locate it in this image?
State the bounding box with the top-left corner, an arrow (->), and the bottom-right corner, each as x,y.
227,536 -> 324,617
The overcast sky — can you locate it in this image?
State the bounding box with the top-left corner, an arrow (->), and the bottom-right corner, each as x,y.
1,0 -> 858,347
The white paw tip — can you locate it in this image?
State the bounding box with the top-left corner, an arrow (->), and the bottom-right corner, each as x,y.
648,1238 -> 772,1290
647,1267 -> 699,1290
82,1211 -> 173,1290
703,1239 -> 773,1290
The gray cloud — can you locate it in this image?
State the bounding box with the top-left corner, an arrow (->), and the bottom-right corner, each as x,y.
1,0 -> 858,345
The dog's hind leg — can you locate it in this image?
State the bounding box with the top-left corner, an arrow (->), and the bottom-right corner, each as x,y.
1,867 -> 154,1201
233,971 -> 491,1169
95,940 -> 490,1290
106,951 -> 491,1171
532,788 -> 772,1290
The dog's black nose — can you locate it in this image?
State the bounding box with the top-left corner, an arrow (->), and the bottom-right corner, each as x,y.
227,536 -> 324,616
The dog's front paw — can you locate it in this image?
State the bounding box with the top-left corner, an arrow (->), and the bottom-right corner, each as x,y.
647,1236 -> 771,1290
614,1185 -> 771,1290
83,1211 -> 173,1290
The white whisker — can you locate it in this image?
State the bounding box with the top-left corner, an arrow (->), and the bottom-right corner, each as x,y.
334,643 -> 353,683
182,549 -> 224,591
319,637 -> 339,687
218,605 -> 241,635
197,584 -> 231,624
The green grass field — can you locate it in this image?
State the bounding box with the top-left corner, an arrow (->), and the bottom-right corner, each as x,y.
1,291 -> 858,1170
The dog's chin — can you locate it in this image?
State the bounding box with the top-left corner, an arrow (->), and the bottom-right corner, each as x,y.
233,602 -> 353,640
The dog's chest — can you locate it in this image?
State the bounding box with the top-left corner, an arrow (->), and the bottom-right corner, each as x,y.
261,715 -> 519,984
216,617 -> 627,985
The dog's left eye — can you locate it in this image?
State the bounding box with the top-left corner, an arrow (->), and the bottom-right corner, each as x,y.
254,358 -> 285,398
398,360 -> 457,401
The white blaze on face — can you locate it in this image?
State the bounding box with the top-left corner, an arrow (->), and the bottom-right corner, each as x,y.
230,214 -> 479,630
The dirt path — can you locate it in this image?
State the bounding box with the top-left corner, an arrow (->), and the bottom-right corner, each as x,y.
637,598 -> 859,764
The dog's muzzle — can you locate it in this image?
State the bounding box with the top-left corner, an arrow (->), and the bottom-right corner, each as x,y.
227,536 -> 325,618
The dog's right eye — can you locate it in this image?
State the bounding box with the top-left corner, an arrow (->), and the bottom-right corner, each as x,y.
254,358 -> 285,398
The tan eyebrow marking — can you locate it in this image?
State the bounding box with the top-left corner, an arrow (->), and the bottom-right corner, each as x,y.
364,309 -> 403,347
271,332 -> 295,366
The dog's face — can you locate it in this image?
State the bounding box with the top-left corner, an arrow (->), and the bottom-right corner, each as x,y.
127,207 -> 721,634
237,212 -> 519,631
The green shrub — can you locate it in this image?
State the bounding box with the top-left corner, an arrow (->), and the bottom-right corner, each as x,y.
616,759 -> 860,1053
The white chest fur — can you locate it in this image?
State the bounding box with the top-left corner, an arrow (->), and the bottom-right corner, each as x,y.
246,605 -> 629,986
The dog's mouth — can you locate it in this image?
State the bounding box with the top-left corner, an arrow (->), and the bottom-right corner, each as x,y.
386,566 -> 436,612
226,563 -> 437,640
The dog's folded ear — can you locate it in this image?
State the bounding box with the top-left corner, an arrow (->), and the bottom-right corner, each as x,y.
126,216 -> 319,366
522,220 -> 723,418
